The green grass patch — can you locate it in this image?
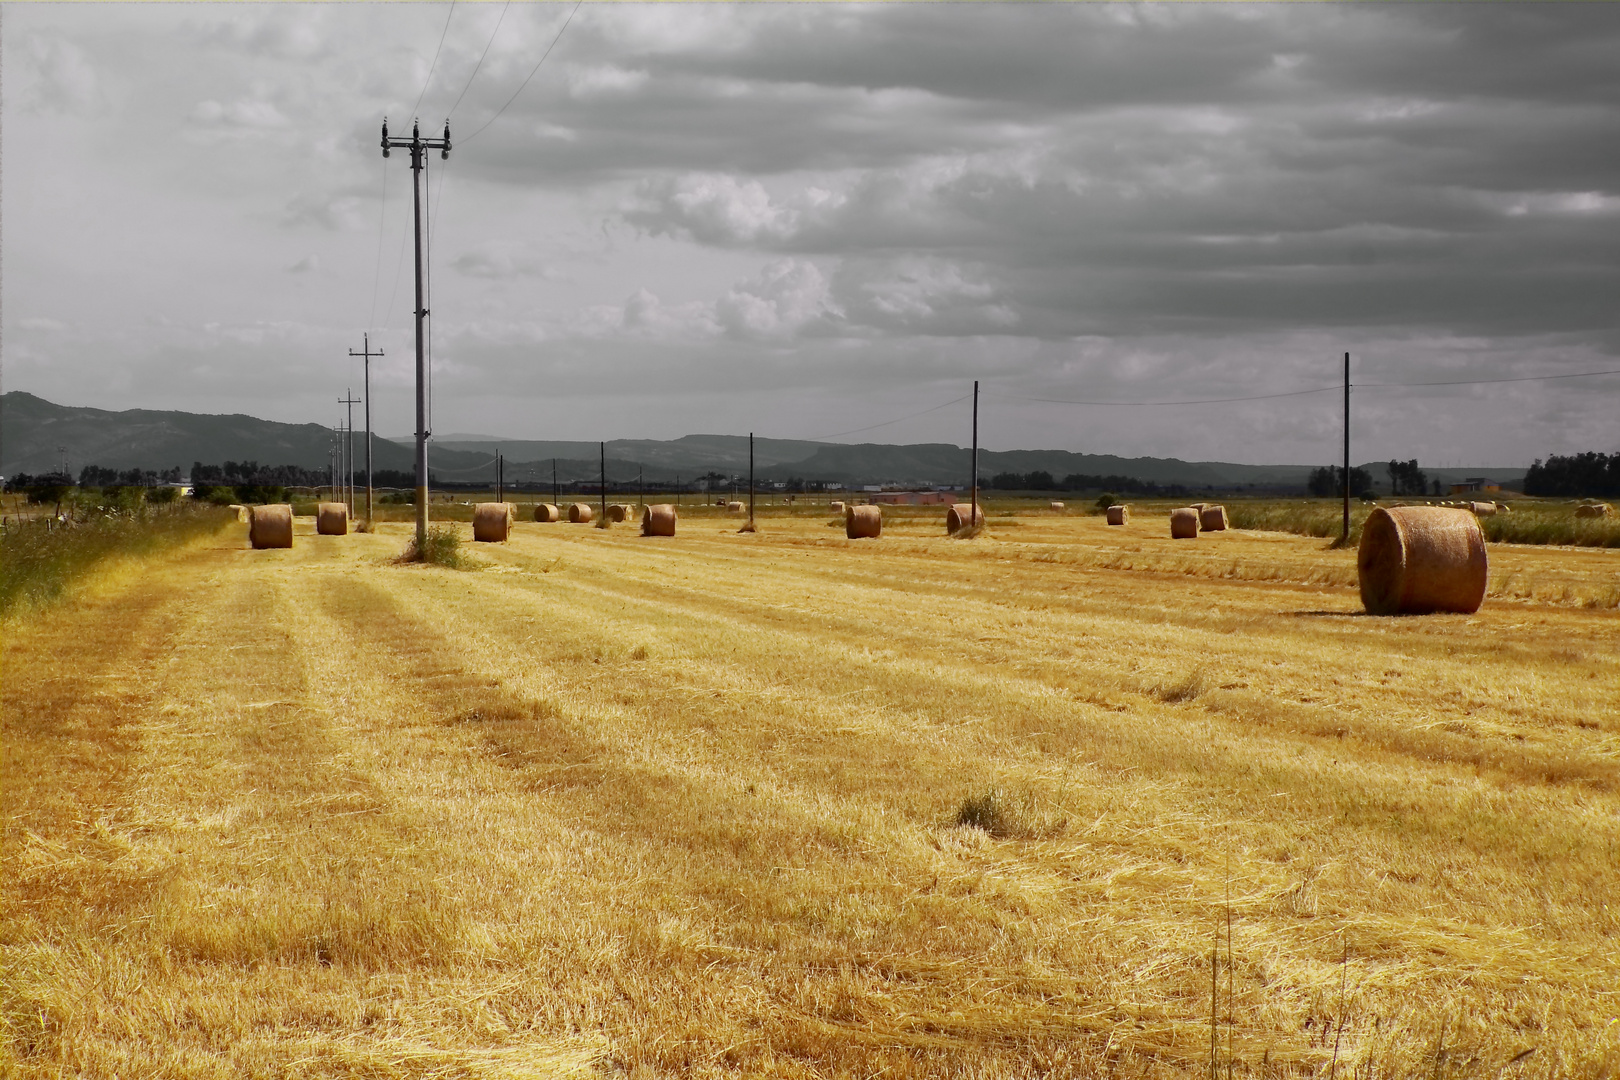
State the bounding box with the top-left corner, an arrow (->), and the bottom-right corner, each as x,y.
0,504 -> 233,617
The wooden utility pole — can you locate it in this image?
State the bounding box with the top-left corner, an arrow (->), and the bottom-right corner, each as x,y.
496,450 -> 504,504
339,390 -> 361,515
637,466 -> 643,512
1342,353 -> 1351,544
349,334 -> 383,527
552,458 -> 558,507
748,433 -> 755,527
599,441 -> 606,520
381,117 -> 451,551
971,380 -> 980,528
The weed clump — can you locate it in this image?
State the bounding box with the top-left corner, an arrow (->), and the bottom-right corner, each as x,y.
1151,668 -> 1207,704
398,524 -> 467,568
954,789 -> 1018,837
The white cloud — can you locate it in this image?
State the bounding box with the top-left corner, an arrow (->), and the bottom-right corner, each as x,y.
716,259 -> 840,339
23,36 -> 98,113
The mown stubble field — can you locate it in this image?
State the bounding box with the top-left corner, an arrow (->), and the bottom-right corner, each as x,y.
4,505 -> 1617,1078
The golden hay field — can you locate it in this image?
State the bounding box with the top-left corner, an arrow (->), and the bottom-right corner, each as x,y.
4,504 -> 1618,1078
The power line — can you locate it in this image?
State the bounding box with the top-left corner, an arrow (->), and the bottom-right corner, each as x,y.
809,393 -> 973,442
409,0 -> 458,121
447,0 -> 512,119
999,386 -> 1337,407
1355,367 -> 1620,389
458,0 -> 583,145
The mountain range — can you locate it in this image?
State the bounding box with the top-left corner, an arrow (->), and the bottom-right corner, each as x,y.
2,392 -> 1525,492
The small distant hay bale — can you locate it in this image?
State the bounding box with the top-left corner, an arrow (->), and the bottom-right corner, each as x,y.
568,502 -> 595,523
1357,505 -> 1487,615
606,503 -> 633,523
1469,501 -> 1497,517
1049,501 -> 1065,512
1106,505 -> 1129,526
229,503 -> 249,523
1169,508 -> 1200,539
1574,502 -> 1613,518
473,502 -> 513,542
642,503 -> 677,537
316,502 -> 349,535
829,500 -> 846,515
846,504 -> 882,539
1190,502 -> 1207,513
946,503 -> 984,532
727,500 -> 746,514
534,503 -> 561,523
1199,504 -> 1228,532
249,504 -> 293,549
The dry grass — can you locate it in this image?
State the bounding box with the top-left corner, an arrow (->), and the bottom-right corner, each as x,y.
4,508 -> 1617,1077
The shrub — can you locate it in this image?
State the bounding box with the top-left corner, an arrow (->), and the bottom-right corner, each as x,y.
399,523 -> 467,568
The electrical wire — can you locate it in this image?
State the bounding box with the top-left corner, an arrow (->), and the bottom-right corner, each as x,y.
1356,368 -> 1620,388
998,386 -> 1338,407
458,0 -> 583,145
447,0 -> 512,120
409,0 -> 457,121
808,393 -> 973,442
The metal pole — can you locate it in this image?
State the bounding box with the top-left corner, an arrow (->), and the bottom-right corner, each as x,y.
497,451 -> 503,504
350,334 -> 383,528
339,389 -> 360,515
638,466 -> 643,512
1342,353 -> 1350,543
749,433 -> 755,526
971,379 -> 979,528
552,458 -> 557,507
599,441 -> 606,520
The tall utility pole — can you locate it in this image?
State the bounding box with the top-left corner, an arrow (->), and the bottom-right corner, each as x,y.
496,451 -> 504,504
381,116 -> 451,551
1342,353 -> 1351,544
971,380 -> 980,528
637,466 -> 643,512
339,389 -> 361,515
748,433 -> 755,526
599,442 -> 606,521
552,458 -> 558,507
349,334 -> 383,527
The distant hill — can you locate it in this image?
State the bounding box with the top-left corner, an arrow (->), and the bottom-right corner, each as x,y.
3,392 -> 1523,492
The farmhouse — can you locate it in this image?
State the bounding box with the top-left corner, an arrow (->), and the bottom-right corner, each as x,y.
1449,476 -> 1501,495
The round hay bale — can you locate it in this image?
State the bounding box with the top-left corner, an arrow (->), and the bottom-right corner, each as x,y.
606,503 -> 632,523
1574,502 -> 1613,519
1199,505 -> 1228,532
568,502 -> 595,523
1106,504 -> 1129,526
229,503 -> 250,523
1049,501 -> 1065,512
1357,506 -> 1487,615
829,500 -> 846,515
1469,501 -> 1497,517
1169,508 -> 1200,539
534,503 -> 561,523
846,504 -> 882,539
473,502 -> 513,542
946,503 -> 984,532
642,503 -> 677,537
727,500 -> 746,514
249,504 -> 293,549
1190,502 -> 1208,513
316,502 -> 349,536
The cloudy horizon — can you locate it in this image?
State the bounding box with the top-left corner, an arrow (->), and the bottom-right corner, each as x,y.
4,3 -> 1617,467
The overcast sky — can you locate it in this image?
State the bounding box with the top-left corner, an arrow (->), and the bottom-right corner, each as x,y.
4,3 -> 1617,465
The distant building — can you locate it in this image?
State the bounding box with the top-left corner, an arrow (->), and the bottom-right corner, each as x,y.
1450,477 -> 1500,495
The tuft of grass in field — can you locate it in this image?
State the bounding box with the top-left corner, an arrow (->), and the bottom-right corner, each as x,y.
396,523 -> 468,568
1480,505 -> 1620,548
0,504 -> 231,616
1225,501 -> 1368,544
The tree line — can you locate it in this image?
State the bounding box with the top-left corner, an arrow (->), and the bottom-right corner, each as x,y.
1523,452 -> 1619,498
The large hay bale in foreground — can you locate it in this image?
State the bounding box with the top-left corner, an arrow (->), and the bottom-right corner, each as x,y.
1106,505 -> 1129,526
642,503 -> 677,536
1169,508 -> 1200,539
1470,501 -> 1498,517
946,503 -> 984,532
606,503 -> 632,523
1358,506 -> 1487,615
316,502 -> 348,536
727,501 -> 746,514
249,504 -> 293,549
1575,502 -> 1614,519
568,502 -> 595,523
534,503 -> 561,523
846,504 -> 882,539
1199,505 -> 1228,532
473,502 -> 513,542
829,500 -> 846,515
